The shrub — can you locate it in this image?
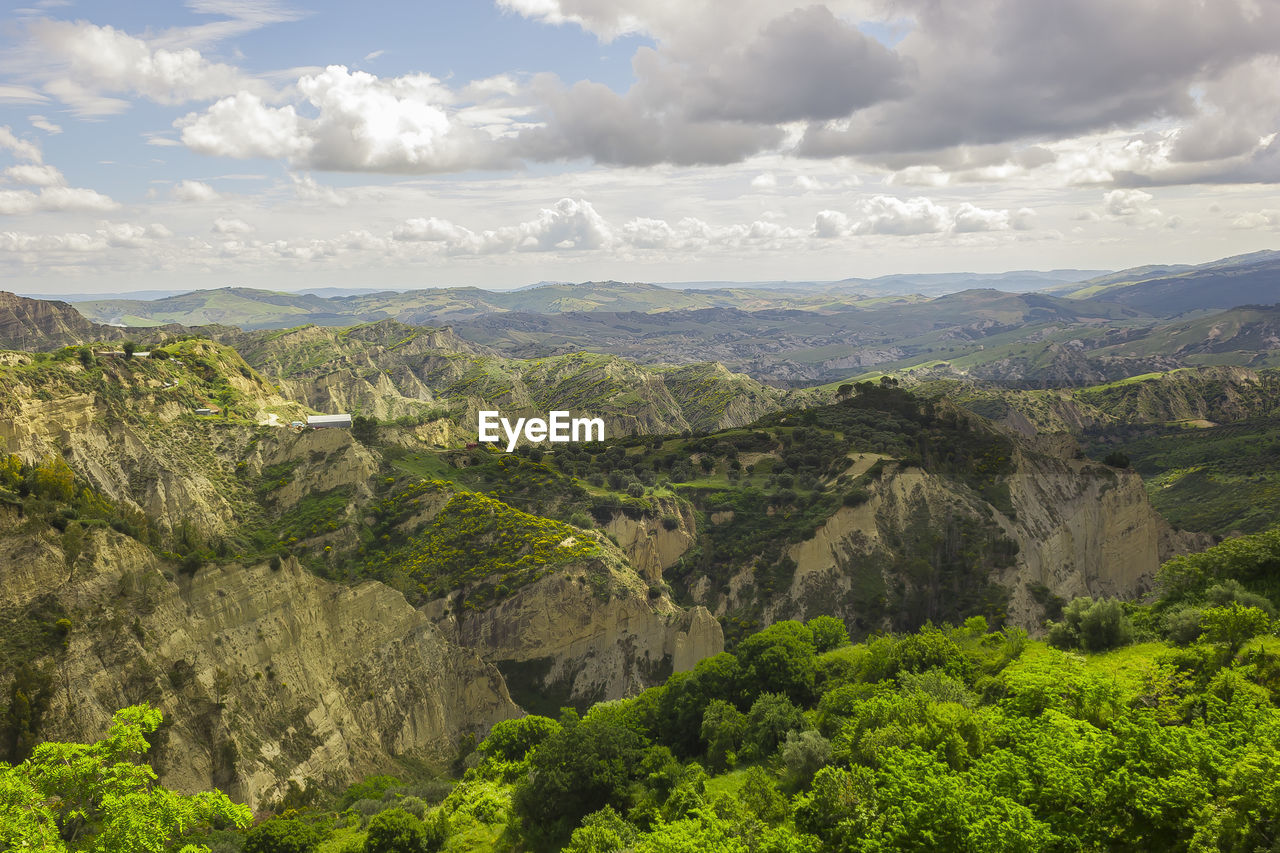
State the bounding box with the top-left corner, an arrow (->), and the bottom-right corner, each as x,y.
736,620 -> 816,706
781,729 -> 832,788
243,817 -> 323,853
806,615 -> 850,653
1199,603 -> 1273,655
742,693 -> 805,761
699,699 -> 745,772
1048,597 -> 1133,652
1163,605 -> 1205,645
363,807 -> 444,853
477,715 -> 560,763
1205,580 -> 1276,617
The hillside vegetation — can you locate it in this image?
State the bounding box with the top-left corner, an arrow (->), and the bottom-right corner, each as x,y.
157,524 -> 1280,853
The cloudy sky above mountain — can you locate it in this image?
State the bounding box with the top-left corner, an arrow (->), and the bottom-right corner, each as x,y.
2,0 -> 1280,293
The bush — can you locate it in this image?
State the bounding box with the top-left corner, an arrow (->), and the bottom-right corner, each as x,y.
699,699 -> 745,772
736,621 -> 816,706
806,615 -> 850,653
243,817 -> 323,853
1205,580 -> 1276,617
742,693 -> 805,761
1199,603 -> 1273,654
1163,605 -> 1205,645
339,775 -> 402,810
477,715 -> 560,763
781,729 -> 832,788
1048,597 -> 1133,652
363,807 -> 444,853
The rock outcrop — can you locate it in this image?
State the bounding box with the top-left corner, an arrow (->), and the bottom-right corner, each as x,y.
0,291 -> 125,351
0,509 -> 518,810
431,551 -> 723,712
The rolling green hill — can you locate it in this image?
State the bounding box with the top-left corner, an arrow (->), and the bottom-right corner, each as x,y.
1053,249 -> 1280,315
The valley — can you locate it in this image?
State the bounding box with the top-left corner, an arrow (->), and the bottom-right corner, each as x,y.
1,249 -> 1278,851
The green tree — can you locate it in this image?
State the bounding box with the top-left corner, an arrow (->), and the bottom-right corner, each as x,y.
243,817 -> 323,853
736,621 -> 816,706
699,699 -> 745,772
478,715 -> 561,764
3,663 -> 53,762
741,693 -> 805,761
1047,597 -> 1133,652
512,709 -> 649,849
364,807 -> 446,853
351,415 -> 378,443
564,806 -> 637,853
33,456 -> 77,503
0,704 -> 250,851
122,341 -> 137,360
1199,603 -> 1272,656
806,616 -> 850,653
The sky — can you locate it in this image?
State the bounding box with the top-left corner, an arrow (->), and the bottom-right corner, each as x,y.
2,0 -> 1280,295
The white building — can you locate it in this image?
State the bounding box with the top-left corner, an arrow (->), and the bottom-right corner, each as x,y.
306,414 -> 352,429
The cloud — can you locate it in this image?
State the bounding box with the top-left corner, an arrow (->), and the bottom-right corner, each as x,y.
0,186 -> 119,214
390,197 -> 814,258
24,20 -> 269,115
290,173 -> 348,206
0,231 -> 104,253
102,222 -> 173,248
212,216 -> 253,234
28,115 -> 62,134
508,3 -> 906,167
1102,189 -> 1154,218
0,85 -> 49,105
799,0 -> 1280,163
1230,209 -> 1280,230
516,75 -> 782,167
0,126 -> 43,163
814,196 -> 1034,237
4,163 -> 66,186
178,65 -> 511,172
172,179 -> 220,201
393,198 -> 614,253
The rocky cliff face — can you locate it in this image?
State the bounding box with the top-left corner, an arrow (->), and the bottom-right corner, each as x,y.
427,548 -> 722,714
686,440 -> 1204,636
0,509 -> 518,810
0,292 -> 125,351
604,497 -> 697,585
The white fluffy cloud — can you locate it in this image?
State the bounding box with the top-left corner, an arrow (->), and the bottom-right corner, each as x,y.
0,126 -> 43,163
0,222 -> 170,253
393,198 -> 613,253
103,222 -> 173,248
1231,209 -> 1280,230
0,186 -> 118,214
178,66 -> 511,172
4,163 -> 65,187
172,179 -> 221,202
24,20 -> 269,115
0,126 -> 119,213
814,196 -> 1034,237
212,217 -> 254,234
